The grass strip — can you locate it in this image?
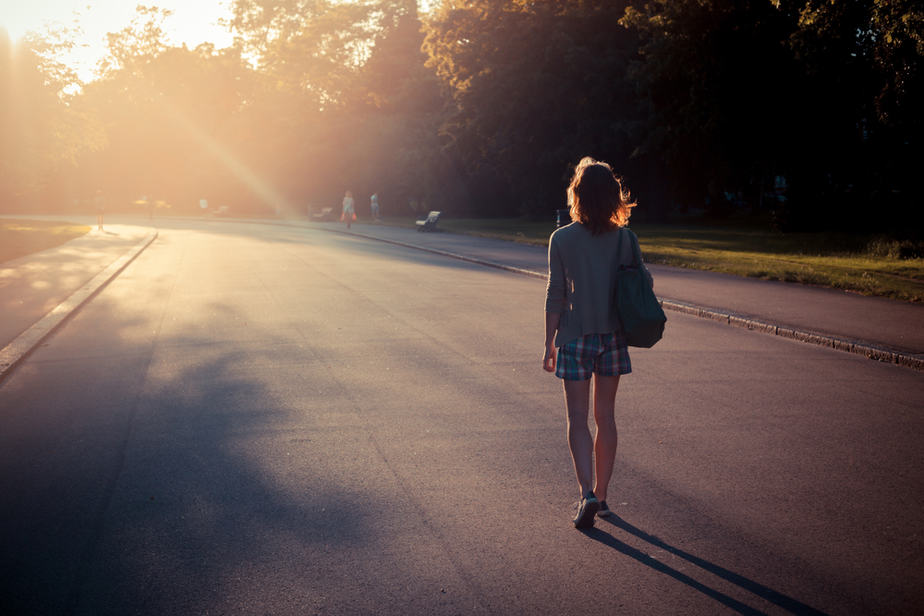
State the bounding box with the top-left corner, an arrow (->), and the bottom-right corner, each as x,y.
382,216 -> 924,302
0,220 -> 90,264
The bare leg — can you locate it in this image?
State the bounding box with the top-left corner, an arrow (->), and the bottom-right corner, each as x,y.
592,374 -> 620,502
563,378 -> 593,497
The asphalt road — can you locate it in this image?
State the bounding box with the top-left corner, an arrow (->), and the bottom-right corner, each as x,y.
1,219 -> 922,615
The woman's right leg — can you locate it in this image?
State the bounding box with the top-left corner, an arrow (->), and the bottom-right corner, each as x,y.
563,378 -> 593,497
592,374 -> 620,503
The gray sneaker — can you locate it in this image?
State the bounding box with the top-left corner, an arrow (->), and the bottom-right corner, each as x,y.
573,491 -> 599,529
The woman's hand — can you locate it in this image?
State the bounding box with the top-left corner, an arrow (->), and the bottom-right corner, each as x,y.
542,343 -> 556,373
543,312 -> 561,373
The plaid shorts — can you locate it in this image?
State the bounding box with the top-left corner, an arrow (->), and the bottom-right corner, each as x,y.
556,332 -> 632,380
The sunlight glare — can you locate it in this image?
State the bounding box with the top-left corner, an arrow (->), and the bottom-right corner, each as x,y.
0,0 -> 233,82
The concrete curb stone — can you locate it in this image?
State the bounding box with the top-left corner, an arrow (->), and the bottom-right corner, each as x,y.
659,297 -> 923,371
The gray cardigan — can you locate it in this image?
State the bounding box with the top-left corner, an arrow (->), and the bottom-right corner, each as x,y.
545,223 -> 653,347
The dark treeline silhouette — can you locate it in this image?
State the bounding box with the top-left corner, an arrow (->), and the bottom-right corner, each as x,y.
1,0 -> 920,233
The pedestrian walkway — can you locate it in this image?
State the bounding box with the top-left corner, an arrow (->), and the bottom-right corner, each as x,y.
0,218 -> 155,365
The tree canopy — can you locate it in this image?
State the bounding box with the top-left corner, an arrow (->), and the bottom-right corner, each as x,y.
0,0 -> 920,232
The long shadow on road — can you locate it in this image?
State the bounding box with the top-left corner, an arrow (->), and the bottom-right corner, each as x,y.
586,515 -> 828,615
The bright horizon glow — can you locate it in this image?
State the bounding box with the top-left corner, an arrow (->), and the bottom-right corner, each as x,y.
1,1 -> 235,83
2,1 -> 435,84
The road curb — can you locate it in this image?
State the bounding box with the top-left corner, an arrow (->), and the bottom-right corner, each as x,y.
334,227 -> 924,372
335,227 -> 547,280
0,229 -> 158,383
657,298 -> 923,371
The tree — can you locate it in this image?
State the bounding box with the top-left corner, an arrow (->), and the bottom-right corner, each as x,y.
621,1 -> 806,218
423,1 -> 638,218
222,0 -> 450,215
345,0 -> 448,213
0,28 -> 103,211
229,0 -> 377,109
785,0 -> 922,230
64,5 -> 269,214
622,0 -> 922,230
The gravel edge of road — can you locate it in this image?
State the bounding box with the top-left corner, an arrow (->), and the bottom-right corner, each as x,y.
0,229 -> 159,383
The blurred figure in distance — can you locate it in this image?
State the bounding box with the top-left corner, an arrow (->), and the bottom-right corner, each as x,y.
342,190 -> 356,229
94,189 -> 105,231
370,192 -> 380,221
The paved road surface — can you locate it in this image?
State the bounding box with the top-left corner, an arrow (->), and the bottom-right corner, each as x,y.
334,222 -> 924,357
1,219 -> 922,614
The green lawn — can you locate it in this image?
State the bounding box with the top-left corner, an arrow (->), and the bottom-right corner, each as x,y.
384,216 -> 924,302
0,219 -> 90,264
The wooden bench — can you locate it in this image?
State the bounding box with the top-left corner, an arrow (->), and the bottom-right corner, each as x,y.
311,207 -> 334,221
415,211 -> 441,232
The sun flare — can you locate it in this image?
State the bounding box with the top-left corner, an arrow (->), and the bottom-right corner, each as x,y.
1,0 -> 233,82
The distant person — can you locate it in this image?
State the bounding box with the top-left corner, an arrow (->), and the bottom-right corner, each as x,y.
370,193 -> 380,220
94,189 -> 105,231
543,157 -> 653,529
341,190 -> 356,229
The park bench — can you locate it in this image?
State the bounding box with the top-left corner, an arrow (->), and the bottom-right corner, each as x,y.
416,211 -> 441,232
311,207 -> 334,221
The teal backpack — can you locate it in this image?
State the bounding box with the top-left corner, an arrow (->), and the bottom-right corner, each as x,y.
615,228 -> 666,348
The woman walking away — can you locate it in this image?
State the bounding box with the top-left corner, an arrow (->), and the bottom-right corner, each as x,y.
342,190 -> 356,229
543,157 -> 653,529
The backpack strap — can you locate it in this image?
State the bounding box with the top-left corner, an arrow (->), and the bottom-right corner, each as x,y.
627,228 -> 643,268
616,227 -> 641,268
615,226 -> 626,270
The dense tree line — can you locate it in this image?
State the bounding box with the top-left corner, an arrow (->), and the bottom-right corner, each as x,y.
0,0 -> 920,232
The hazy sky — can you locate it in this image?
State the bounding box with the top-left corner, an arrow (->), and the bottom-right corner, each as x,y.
3,1 -> 435,84
1,0 -> 235,81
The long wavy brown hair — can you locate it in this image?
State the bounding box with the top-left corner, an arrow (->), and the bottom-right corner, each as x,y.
567,157 -> 636,235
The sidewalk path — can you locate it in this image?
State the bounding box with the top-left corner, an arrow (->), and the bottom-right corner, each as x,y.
0,219 -> 156,370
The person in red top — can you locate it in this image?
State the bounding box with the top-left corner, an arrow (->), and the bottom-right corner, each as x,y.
341,190 -> 356,229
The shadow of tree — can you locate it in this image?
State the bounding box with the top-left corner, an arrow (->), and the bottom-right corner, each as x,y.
0,273 -> 425,614
66,345 -> 378,614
